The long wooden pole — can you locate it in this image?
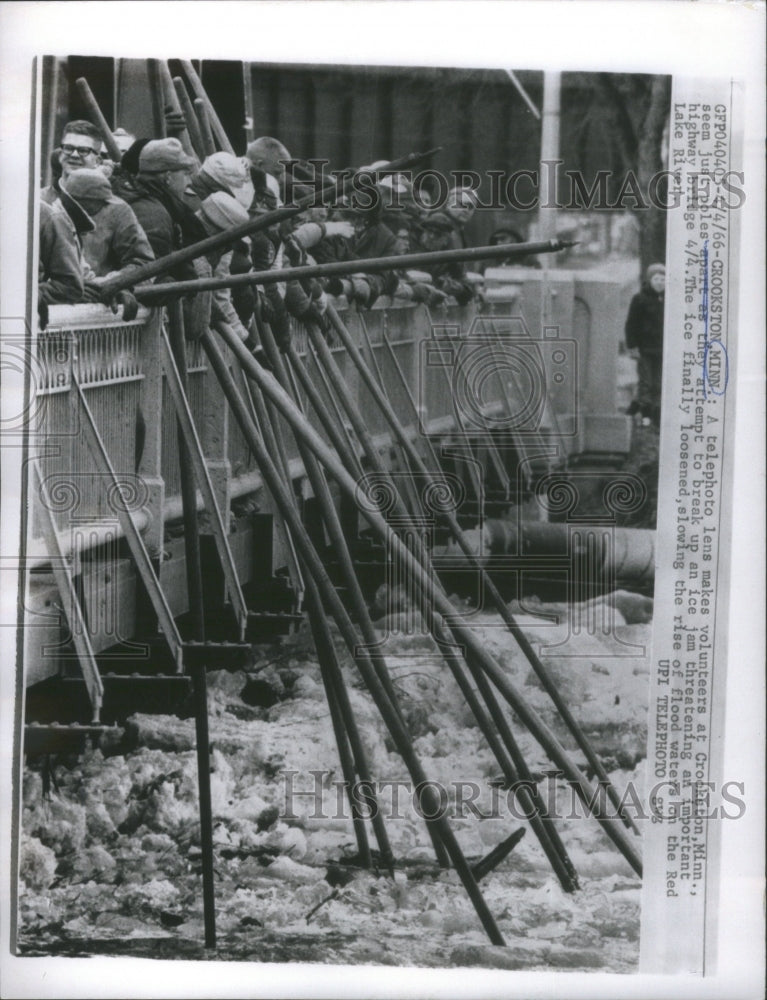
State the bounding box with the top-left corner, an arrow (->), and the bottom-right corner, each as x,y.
324,302 -> 641,835
201,329 -> 504,941
172,76 -> 205,162
350,314 -> 577,887
179,59 -> 235,155
254,322 -> 398,867
244,354 -> 377,867
156,61 -> 198,161
215,323 -> 643,875
75,77 -> 122,161
135,240 -> 572,300
98,147 -> 441,295
194,98 -> 217,157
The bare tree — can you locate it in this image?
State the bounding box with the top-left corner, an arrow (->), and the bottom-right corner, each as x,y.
594,73 -> 672,272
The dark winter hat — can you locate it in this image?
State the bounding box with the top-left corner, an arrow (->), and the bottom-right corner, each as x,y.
646,262 -> 665,280
421,211 -> 454,233
121,138 -> 151,177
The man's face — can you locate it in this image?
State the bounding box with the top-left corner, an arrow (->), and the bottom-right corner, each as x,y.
393,228 -> 410,255
252,143 -> 291,186
445,190 -> 476,227
59,132 -> 101,178
166,167 -> 192,199
420,227 -> 449,252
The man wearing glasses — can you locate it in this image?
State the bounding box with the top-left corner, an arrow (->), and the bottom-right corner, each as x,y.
41,120 -> 104,204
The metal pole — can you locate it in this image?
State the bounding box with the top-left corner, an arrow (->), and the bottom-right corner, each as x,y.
167,301 -> 206,640
191,661 -> 216,949
538,71 -> 561,243
168,304 -> 216,944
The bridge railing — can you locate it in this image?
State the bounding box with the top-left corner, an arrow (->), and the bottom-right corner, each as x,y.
29,299 -> 484,566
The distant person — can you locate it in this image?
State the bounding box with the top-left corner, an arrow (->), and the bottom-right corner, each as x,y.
245,136 -> 292,195
625,262 -> 665,427
443,185 -> 479,247
483,226 -> 540,269
416,212 -> 475,305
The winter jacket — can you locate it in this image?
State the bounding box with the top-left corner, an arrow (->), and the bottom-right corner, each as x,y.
625,285 -> 664,355
123,177 -> 209,339
312,221 -> 399,301
39,186 -> 97,284
38,201 -> 84,304
209,249 -> 250,343
80,197 -> 155,279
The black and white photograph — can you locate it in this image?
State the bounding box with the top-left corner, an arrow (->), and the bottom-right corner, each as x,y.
1,4 -> 763,999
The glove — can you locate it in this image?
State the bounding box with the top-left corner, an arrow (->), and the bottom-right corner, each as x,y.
81,281 -> 104,303
283,236 -> 306,267
164,107 -> 188,137
37,298 -> 49,332
302,305 -> 333,340
350,278 -> 372,307
114,290 -> 139,322
409,282 -> 433,304
323,276 -> 348,297
323,220 -> 355,240
269,307 -> 292,353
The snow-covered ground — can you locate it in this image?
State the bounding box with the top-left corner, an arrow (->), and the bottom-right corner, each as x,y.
18,591 -> 651,971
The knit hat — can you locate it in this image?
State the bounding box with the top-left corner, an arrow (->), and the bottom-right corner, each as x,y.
199,152 -> 254,209
138,138 -> 195,174
197,191 -> 250,233
62,167 -> 114,204
646,262 -> 665,280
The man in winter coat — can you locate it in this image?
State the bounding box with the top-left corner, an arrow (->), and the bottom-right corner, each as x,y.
120,138 -> 209,340
61,168 -> 154,287
415,212 -> 475,306
624,262 -> 665,427
38,201 -> 84,326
